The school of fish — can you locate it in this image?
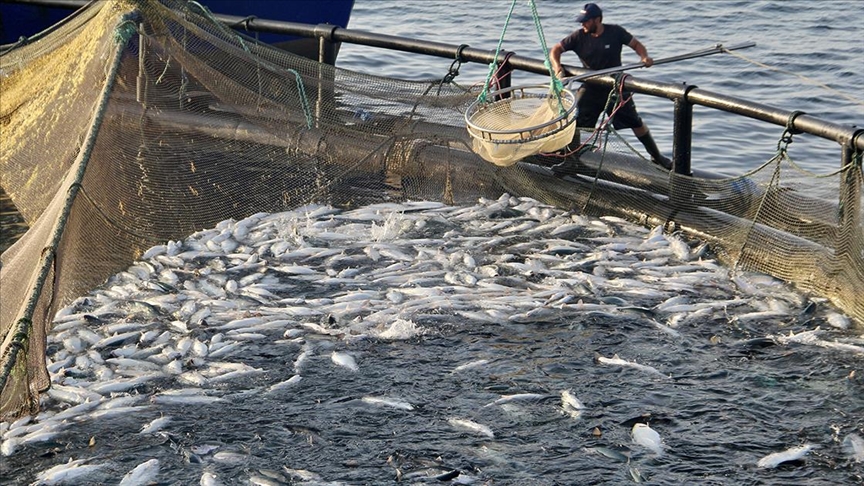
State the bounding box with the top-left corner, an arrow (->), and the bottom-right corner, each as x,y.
1,193 -> 861,485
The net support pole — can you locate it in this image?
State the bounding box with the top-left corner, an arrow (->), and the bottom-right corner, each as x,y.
314,24 -> 338,126
838,139 -> 862,260
0,13 -> 135,403
671,84 -> 697,175
497,52 -> 513,98
667,83 -> 697,228
136,21 -> 146,104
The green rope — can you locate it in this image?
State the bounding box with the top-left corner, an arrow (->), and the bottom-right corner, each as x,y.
528,0 -> 566,114
478,0 -> 518,104
0,14 -> 132,408
189,0 -> 250,53
0,36 -> 28,55
187,1 -> 312,128
287,68 -> 313,129
0,319 -> 31,395
113,19 -> 138,44
478,0 -> 566,115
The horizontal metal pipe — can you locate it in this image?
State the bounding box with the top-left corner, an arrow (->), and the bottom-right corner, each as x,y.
172,11 -> 864,152
4,0 -> 862,151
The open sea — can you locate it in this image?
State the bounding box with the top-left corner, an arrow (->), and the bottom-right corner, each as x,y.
2,1 -> 864,485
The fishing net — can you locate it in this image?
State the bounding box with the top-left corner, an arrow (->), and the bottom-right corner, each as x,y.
465,85 -> 577,167
464,0 -> 577,167
1,0 -> 862,420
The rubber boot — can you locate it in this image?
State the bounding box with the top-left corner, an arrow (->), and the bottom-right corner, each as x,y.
552,128 -> 582,177
637,132 -> 672,170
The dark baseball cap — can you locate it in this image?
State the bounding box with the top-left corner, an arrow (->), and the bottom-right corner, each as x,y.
575,3 -> 602,22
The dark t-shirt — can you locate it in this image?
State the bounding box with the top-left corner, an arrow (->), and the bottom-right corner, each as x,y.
559,24 -> 633,70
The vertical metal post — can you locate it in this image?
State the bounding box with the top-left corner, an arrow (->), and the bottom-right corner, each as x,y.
316,35 -> 324,127
837,137 -> 862,261
499,54 -> 512,92
136,23 -> 146,104
671,84 -> 696,175
315,25 -> 338,127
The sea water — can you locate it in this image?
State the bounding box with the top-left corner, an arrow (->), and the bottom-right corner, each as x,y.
2,0 -> 861,249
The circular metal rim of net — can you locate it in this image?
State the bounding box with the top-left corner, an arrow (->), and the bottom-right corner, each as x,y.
465,85 -> 577,144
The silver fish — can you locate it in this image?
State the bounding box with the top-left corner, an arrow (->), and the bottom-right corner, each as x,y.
118,458 -> 160,486
331,351 -> 359,372
267,375 -> 303,393
140,416 -> 172,434
632,423 -> 664,455
486,393 -> 549,407
757,444 -> 814,468
32,459 -> 107,485
843,434 -> 864,463
360,396 -> 414,411
448,418 -> 494,439
596,354 -> 669,379
560,389 -> 584,419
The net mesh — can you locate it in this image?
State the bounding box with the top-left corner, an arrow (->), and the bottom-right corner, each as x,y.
466,86 -> 577,167
1,0 -> 862,420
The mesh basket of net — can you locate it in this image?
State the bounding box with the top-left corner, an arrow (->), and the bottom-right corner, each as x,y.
465,84 -> 577,167
462,0 -> 580,167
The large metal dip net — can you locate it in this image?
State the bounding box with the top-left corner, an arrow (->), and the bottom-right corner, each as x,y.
465,85 -> 577,167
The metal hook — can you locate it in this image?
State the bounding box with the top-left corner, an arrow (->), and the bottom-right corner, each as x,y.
443,44 -> 469,84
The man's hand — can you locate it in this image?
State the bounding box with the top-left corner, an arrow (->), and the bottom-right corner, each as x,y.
550,43 -> 566,78
642,56 -> 654,67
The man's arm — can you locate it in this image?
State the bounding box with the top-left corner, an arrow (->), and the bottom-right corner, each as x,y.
550,43 -> 566,77
628,37 -> 654,67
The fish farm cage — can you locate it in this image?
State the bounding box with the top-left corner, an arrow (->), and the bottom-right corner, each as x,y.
0,0 -> 862,420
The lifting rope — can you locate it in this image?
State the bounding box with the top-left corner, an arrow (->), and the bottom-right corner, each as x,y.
478,0 -> 565,111
477,0 -> 518,105
466,0 -> 579,166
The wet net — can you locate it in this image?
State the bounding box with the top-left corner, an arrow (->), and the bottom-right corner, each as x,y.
465,85 -> 577,167
1,0 -> 862,420
464,0 -> 578,167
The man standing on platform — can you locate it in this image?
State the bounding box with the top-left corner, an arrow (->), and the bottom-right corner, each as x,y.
549,3 -> 672,175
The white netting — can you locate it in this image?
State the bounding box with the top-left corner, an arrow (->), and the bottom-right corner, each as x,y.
466,85 -> 577,166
